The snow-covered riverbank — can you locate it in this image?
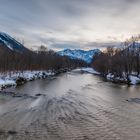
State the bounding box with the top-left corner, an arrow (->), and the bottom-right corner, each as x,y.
0,70 -> 55,90
80,67 -> 140,85
1,68 -> 140,90
106,73 -> 140,85
73,67 -> 100,75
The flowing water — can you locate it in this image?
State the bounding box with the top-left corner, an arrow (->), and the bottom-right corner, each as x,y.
1,69 -> 140,140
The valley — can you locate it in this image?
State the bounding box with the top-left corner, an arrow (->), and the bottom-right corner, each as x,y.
1,0 -> 140,139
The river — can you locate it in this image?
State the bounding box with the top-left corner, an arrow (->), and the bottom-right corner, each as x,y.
1,69 -> 140,140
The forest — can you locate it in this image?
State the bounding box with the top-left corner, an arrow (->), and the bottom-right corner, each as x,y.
0,45 -> 87,73
92,36 -> 140,82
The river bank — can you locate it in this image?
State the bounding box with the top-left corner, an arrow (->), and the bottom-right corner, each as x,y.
80,67 -> 140,85
106,73 -> 140,85
0,70 -> 55,90
1,67 -> 140,90
0,67 -> 74,90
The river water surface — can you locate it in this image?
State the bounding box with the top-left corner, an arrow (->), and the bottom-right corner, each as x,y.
1,69 -> 140,140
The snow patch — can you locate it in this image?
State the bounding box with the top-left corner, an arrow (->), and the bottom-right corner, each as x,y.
106,73 -> 114,80
80,67 -> 100,75
72,67 -> 100,75
0,70 -> 55,90
129,75 -> 140,85
106,73 -> 140,85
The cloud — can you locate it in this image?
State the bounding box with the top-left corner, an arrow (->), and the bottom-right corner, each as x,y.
0,0 -> 140,50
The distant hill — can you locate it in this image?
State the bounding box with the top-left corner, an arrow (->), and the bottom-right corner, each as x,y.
0,32 -> 29,53
57,49 -> 101,63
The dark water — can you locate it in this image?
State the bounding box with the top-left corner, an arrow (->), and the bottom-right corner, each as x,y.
1,69 -> 140,140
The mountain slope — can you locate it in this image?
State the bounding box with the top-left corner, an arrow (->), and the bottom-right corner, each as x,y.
58,49 -> 101,63
0,32 -> 29,53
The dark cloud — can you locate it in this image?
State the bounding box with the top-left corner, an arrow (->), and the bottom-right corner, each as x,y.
0,0 -> 140,50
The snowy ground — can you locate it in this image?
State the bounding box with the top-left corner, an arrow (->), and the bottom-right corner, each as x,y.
80,68 -> 140,85
106,73 -> 140,85
0,70 -> 55,90
73,67 -> 100,75
81,67 -> 100,75
129,75 -> 140,85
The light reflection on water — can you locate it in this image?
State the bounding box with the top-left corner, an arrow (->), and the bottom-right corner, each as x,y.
2,69 -> 140,140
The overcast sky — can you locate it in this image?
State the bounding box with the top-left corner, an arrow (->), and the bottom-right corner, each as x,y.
0,0 -> 140,50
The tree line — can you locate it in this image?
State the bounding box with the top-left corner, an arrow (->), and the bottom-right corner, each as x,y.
92,36 -> 140,80
0,45 -> 87,73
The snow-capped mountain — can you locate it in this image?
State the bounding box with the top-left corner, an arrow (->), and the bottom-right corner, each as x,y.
128,42 -> 140,49
121,41 -> 140,55
58,49 -> 101,63
0,32 -> 29,53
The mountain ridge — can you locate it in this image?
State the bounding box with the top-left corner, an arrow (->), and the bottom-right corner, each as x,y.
0,32 -> 29,53
57,48 -> 101,63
